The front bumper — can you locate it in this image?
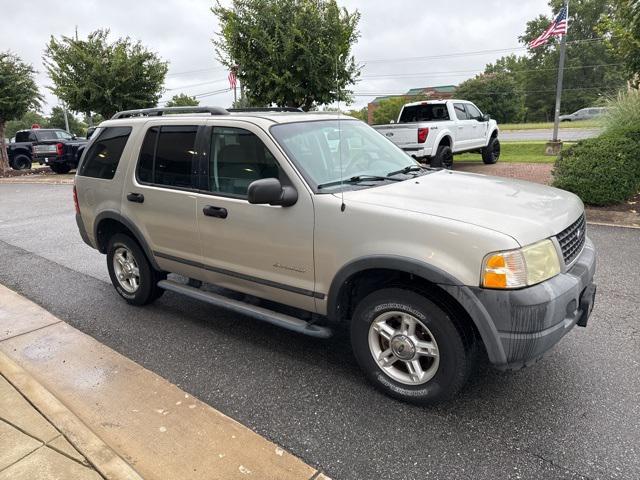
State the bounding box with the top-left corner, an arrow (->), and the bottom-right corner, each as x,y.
444,237 -> 596,369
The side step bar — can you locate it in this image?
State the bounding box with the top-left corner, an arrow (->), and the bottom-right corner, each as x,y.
157,280 -> 333,339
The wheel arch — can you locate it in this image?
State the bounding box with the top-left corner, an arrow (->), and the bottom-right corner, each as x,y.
434,133 -> 453,149
327,255 -> 506,364
93,211 -> 161,270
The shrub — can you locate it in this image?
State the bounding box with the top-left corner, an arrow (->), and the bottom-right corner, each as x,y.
552,129 -> 640,205
603,89 -> 640,136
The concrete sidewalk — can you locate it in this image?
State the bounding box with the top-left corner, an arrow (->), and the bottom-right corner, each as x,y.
0,284 -> 329,480
0,372 -> 103,479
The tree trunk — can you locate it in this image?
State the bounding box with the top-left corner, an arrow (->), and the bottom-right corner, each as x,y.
0,120 -> 10,176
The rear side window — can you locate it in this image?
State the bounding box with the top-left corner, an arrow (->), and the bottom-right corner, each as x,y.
454,104 -> 469,120
15,131 -> 31,142
136,125 -> 198,189
78,127 -> 132,179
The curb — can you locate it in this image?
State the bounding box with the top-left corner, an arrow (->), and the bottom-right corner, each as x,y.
0,350 -> 143,480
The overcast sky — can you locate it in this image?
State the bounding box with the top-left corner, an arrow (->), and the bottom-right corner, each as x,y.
1,0 -> 551,115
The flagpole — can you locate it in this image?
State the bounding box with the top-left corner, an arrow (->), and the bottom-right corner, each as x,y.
551,0 -> 569,143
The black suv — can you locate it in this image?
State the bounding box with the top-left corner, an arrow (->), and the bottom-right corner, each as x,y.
8,128 -> 87,173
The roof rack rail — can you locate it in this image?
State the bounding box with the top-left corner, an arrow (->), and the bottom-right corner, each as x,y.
111,106 -> 230,119
227,107 -> 303,113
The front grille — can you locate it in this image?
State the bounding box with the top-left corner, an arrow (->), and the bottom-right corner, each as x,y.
556,213 -> 586,265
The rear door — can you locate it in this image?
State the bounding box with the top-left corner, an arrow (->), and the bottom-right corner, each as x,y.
452,103 -> 474,150
464,103 -> 488,149
121,121 -> 203,280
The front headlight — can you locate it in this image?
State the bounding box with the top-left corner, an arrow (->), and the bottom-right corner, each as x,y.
481,239 -> 561,289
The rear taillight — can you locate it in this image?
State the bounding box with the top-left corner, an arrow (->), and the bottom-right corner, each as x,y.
73,185 -> 80,214
56,143 -> 64,156
418,128 -> 429,144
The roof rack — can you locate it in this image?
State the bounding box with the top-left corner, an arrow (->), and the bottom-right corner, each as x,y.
111,106 -> 230,119
227,107 -> 303,113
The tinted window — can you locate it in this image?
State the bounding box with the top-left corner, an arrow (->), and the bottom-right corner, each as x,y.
454,103 -> 468,120
209,127 -> 280,197
137,125 -> 197,188
465,103 -> 482,120
15,131 -> 30,143
398,104 -> 450,123
78,127 -> 132,179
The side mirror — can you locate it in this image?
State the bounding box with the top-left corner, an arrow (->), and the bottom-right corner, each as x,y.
247,178 -> 298,207
482,113 -> 490,121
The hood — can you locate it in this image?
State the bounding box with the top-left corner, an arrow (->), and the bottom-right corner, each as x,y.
343,169 -> 583,246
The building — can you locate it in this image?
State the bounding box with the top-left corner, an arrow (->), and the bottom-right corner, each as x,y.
367,85 -> 456,124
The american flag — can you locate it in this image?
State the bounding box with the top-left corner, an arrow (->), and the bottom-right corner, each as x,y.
529,5 -> 569,49
228,68 -> 237,89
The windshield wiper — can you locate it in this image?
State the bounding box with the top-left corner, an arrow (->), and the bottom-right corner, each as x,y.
317,175 -> 402,189
386,164 -> 428,177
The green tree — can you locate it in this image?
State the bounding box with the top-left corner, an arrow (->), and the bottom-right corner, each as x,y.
372,96 -> 413,124
0,52 -> 42,173
602,0 -> 640,85
455,72 -> 525,123
519,0 -> 627,121
165,93 -> 199,107
346,107 -> 367,122
46,106 -> 87,135
212,0 -> 360,111
44,29 -> 168,120
5,111 -> 47,139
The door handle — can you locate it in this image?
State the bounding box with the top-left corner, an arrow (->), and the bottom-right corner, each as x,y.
127,192 -> 144,203
203,205 -> 228,219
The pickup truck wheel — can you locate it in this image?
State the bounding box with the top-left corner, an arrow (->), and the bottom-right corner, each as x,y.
107,234 -> 165,306
49,164 -> 71,174
431,145 -> 453,169
350,288 -> 473,405
12,154 -> 32,170
482,137 -> 500,164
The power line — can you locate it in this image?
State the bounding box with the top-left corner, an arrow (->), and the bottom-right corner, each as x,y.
360,62 -> 625,80
351,85 -> 619,97
166,66 -> 227,77
165,78 -> 228,91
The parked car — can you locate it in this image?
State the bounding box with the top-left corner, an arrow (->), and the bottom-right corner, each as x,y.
372,99 -> 500,168
559,107 -> 607,122
8,128 -> 87,173
75,106 -> 596,405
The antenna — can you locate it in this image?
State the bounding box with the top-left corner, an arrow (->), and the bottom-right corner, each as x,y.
336,53 -> 346,212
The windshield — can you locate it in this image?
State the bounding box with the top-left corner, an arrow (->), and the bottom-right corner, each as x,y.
271,119 -> 419,191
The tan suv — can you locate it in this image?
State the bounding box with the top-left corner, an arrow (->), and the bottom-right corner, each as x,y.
74,106 -> 597,404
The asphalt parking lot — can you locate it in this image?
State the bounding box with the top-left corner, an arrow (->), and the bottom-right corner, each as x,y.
0,183 -> 638,480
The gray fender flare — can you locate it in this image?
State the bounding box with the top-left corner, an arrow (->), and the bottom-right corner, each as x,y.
327,255 -> 507,364
93,211 -> 161,271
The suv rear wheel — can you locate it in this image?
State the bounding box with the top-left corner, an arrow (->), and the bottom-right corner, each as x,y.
430,144 -> 453,169
106,234 -> 165,305
12,154 -> 32,170
350,288 -> 475,405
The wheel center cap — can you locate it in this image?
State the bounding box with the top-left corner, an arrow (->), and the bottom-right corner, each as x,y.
390,335 -> 416,360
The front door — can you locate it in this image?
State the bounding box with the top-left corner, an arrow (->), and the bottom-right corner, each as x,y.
195,122 -> 317,312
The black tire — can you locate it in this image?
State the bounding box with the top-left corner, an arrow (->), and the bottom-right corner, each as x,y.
12,154 -> 32,171
481,137 -> 500,164
430,145 -> 453,169
49,163 -> 71,174
106,233 -> 165,306
350,288 -> 476,405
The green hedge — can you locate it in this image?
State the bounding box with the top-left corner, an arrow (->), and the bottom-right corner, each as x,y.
552,129 -> 640,206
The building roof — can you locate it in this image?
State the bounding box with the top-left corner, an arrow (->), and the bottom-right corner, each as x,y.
370,85 -> 457,105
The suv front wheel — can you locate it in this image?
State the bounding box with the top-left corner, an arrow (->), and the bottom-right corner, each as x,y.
350,288 -> 475,405
106,234 -> 165,305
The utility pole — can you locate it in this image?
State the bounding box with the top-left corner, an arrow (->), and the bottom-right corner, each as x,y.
63,103 -> 70,133
546,0 -> 569,155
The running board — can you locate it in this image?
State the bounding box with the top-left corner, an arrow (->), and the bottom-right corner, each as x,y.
157,280 -> 332,339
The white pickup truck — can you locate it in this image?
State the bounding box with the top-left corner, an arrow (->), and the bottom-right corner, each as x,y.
373,99 -> 500,168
